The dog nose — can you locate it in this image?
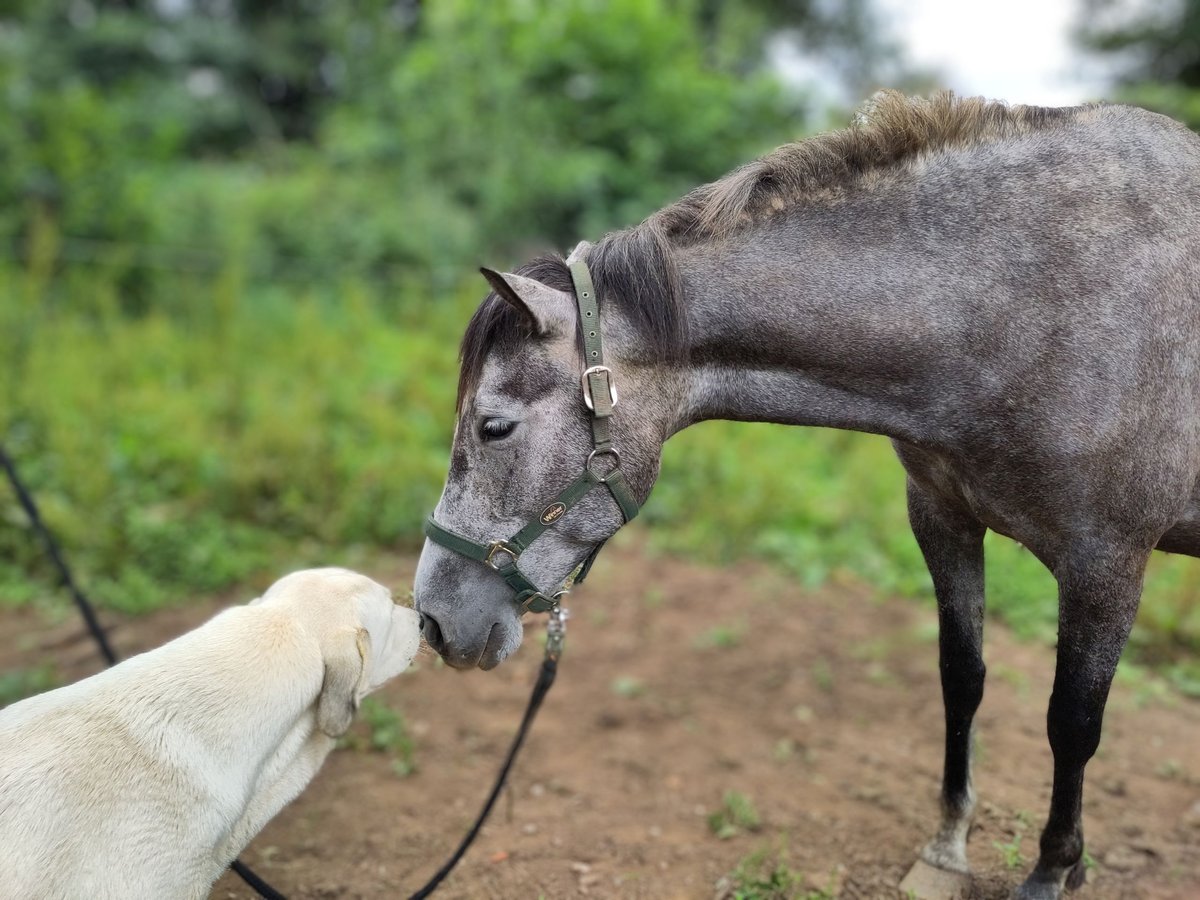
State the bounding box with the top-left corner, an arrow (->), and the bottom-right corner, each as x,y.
420,612 -> 447,655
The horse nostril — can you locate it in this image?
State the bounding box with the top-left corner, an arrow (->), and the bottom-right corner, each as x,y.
421,613 -> 446,653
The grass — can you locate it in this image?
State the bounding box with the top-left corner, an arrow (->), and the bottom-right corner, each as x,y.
2,255 -> 1199,688
337,697 -> 417,777
0,664 -> 58,708
723,843 -> 835,899
709,790 -> 762,840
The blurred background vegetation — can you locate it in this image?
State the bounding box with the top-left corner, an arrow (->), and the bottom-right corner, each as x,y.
0,0 -> 1197,687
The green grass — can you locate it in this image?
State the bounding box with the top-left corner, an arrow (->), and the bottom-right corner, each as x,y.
709,790 -> 762,840
723,843 -> 835,899
0,664 -> 58,708
2,257 -> 1199,687
337,697 -> 417,777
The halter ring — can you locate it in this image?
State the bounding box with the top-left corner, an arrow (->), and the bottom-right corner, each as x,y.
586,447 -> 621,480
485,540 -> 520,569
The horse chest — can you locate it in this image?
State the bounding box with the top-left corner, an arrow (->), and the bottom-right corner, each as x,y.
893,442 -> 1049,551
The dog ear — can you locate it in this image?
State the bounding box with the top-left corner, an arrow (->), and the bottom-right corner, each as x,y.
317,627 -> 371,738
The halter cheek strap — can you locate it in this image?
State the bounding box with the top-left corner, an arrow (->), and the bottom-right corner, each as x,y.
423,257 -> 639,613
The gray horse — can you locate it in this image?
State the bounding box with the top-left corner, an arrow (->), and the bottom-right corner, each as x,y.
413,92 -> 1200,899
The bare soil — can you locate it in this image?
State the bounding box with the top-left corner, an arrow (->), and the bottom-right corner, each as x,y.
3,548 -> 1198,899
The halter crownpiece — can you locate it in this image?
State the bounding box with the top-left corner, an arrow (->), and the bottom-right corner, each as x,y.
423,254 -> 640,614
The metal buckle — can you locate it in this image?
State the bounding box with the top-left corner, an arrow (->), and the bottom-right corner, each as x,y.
580,365 -> 618,411
485,540 -> 520,569
585,447 -> 621,480
545,599 -> 568,660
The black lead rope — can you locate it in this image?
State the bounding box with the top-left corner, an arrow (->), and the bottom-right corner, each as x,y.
407,654 -> 558,900
2,443 -> 562,899
0,446 -> 117,666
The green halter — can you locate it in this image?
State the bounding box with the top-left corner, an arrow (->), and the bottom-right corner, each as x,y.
423,257 -> 640,614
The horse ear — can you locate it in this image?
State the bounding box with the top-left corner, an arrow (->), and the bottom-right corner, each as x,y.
480,268 -> 573,337
316,627 -> 371,738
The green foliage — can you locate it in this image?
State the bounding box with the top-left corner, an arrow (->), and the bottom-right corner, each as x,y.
0,664 -> 58,708
1,0 -> 1199,682
338,697 -> 417,778
1078,1 -> 1200,128
725,846 -> 816,899
709,790 -> 762,839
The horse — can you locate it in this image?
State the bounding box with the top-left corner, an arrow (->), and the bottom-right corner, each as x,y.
413,91 -> 1200,899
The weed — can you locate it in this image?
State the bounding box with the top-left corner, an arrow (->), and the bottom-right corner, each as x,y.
811,660 -> 834,693
339,697 -> 417,777
708,791 -> 762,840
611,675 -> 645,698
723,844 -> 835,899
641,587 -> 665,609
993,836 -> 1026,870
695,618 -> 747,649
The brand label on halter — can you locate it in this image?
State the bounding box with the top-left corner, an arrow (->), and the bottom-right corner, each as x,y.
540,502 -> 567,525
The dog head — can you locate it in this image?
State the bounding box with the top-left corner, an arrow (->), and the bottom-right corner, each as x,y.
258,568 -> 421,737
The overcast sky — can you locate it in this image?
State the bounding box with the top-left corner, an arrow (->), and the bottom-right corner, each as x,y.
880,0 -> 1111,106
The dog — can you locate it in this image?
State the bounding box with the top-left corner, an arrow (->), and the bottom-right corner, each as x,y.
0,567 -> 421,899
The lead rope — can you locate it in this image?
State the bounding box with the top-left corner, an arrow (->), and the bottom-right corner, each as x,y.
1,443 -> 565,900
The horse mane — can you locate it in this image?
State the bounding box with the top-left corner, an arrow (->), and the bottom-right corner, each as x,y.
458,92 -> 1090,409
654,90 -> 1088,243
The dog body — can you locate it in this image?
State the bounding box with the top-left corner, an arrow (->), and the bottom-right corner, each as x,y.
0,568 -> 421,899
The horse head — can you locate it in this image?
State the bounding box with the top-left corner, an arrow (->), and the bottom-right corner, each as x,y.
413,240 -> 686,669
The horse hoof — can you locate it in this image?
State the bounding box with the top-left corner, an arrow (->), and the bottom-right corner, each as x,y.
1011,875 -> 1064,900
1065,859 -> 1088,891
899,857 -> 972,900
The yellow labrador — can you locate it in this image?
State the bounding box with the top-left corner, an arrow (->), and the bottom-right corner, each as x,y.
0,568 -> 421,899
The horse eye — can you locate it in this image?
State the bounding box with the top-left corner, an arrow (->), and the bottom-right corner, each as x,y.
479,418 -> 517,442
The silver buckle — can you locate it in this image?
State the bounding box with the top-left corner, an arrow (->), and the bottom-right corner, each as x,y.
580,365 -> 618,411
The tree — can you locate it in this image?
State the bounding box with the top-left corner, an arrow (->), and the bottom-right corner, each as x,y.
1077,0 -> 1200,129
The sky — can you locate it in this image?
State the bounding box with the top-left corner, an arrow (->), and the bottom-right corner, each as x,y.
880,0 -> 1111,106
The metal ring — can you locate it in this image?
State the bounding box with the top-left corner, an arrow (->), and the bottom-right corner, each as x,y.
586,447 -> 621,480
485,540 -> 520,569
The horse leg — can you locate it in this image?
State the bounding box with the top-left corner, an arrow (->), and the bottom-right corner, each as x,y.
1014,543 -> 1147,900
900,480 -> 986,894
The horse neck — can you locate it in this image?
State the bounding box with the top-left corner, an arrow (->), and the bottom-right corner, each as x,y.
668,220 -> 954,445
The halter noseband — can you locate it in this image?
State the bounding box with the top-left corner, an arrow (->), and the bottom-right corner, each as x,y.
423,256 -> 640,614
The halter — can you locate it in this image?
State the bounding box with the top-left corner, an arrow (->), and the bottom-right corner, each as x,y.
423,255 -> 640,614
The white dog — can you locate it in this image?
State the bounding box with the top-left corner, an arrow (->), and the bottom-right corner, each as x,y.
0,568 -> 421,900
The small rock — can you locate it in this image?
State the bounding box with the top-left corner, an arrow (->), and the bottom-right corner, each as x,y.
522,823 -> 539,835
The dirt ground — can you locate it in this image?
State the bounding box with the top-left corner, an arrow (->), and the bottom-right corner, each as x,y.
3,547 -> 1198,899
